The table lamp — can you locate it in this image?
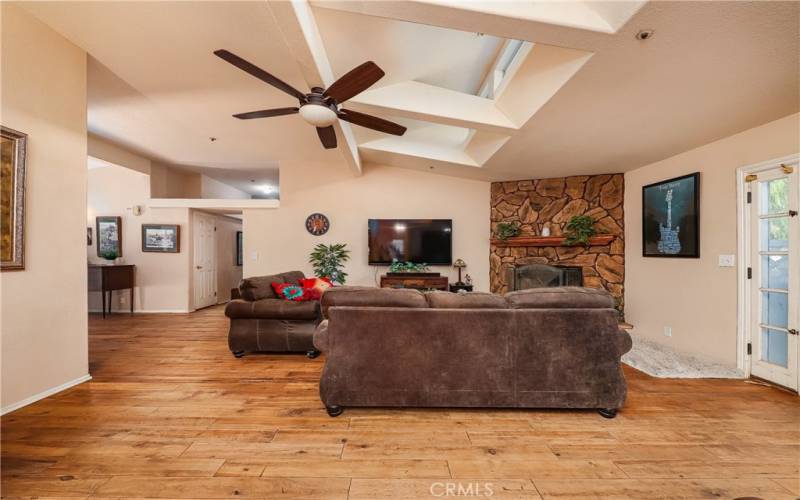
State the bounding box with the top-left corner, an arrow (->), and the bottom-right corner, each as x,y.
453,258 -> 467,285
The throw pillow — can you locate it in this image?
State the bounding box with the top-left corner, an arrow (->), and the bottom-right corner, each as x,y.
299,277 -> 333,293
271,282 -> 306,301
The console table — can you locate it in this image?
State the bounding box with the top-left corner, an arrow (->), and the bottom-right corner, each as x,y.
88,264 -> 135,318
380,274 -> 448,291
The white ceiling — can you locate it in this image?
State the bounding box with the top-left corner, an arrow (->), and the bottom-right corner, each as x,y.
19,0 -> 800,182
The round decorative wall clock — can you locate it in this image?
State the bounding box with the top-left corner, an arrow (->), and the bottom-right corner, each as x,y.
305,213 -> 330,236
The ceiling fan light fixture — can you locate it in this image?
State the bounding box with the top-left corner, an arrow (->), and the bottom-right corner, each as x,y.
299,104 -> 337,127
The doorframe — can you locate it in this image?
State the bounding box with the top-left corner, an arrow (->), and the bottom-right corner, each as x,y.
736,153 -> 799,383
191,210 -> 218,311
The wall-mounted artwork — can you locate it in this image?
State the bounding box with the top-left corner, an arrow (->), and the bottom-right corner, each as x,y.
1,126 -> 27,271
87,227 -> 92,246
96,216 -> 122,258
642,172 -> 699,258
142,224 -> 180,253
236,231 -> 243,266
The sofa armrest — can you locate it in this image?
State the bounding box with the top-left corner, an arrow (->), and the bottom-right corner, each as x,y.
616,328 -> 633,357
225,299 -> 252,319
225,298 -> 319,321
313,319 -> 329,352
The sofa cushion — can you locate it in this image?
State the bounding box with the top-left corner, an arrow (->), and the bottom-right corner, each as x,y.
425,291 -> 508,309
225,298 -> 319,320
239,271 -> 305,301
505,286 -> 614,309
320,286 -> 428,318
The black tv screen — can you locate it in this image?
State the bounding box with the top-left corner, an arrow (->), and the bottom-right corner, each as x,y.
368,219 -> 452,265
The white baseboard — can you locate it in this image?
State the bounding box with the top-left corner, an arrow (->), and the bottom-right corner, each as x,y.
88,309 -> 191,314
1,374 -> 92,415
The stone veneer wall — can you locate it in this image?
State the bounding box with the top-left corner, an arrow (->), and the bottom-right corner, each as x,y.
490,174 -> 625,312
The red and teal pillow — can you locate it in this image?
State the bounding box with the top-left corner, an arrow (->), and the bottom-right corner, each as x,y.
271,282 -> 307,301
271,277 -> 332,301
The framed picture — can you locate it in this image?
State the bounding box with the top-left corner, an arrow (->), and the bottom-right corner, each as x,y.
1,126 -> 27,271
87,227 -> 92,246
236,231 -> 243,266
96,216 -> 122,258
642,172 -> 700,258
142,224 -> 180,253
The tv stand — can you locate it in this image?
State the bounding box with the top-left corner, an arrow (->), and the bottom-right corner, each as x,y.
380,274 -> 448,291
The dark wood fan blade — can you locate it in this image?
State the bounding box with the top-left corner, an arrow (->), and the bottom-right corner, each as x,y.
316,126 -> 337,149
323,61 -> 384,104
233,107 -> 299,120
338,109 -> 406,136
214,49 -> 306,101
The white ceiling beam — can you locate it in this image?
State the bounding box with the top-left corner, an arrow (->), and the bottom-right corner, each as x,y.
267,0 -> 362,176
348,81 -> 518,134
311,1 -> 645,50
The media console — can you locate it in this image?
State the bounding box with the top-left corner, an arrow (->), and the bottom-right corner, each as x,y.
380,273 -> 448,291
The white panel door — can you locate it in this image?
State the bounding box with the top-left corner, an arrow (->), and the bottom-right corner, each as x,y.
193,212 -> 217,310
749,163 -> 798,390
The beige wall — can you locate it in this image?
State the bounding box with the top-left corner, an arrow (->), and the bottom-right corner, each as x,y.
201,175 -> 249,200
625,113 -> 800,366
87,165 -> 192,312
215,216 -> 243,302
0,5 -> 89,411
243,162 -> 490,290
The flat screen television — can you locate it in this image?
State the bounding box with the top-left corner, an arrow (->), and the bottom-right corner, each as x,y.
368,219 -> 452,265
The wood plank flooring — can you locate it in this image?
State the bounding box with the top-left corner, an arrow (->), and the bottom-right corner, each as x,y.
2,306 -> 798,499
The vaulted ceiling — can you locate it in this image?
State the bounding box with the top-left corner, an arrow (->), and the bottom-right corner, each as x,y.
19,1 -> 800,182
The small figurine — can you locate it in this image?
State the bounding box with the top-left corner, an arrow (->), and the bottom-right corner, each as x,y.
464,274 -> 473,286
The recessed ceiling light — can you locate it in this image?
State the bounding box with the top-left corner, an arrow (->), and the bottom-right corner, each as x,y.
256,185 -> 276,194
209,137 -> 217,142
635,29 -> 654,41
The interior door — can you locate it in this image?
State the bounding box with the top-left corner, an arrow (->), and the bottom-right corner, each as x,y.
193,212 -> 217,310
749,163 -> 798,390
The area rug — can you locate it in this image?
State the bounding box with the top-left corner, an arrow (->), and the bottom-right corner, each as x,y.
622,333 -> 744,379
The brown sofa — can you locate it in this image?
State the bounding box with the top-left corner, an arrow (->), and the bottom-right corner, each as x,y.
314,286 -> 632,418
225,271 -> 321,358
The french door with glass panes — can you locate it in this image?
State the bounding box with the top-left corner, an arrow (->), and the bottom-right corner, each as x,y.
748,162 -> 798,390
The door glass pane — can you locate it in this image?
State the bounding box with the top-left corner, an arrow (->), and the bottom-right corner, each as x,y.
760,217 -> 789,251
761,254 -> 789,290
761,328 -> 788,368
761,291 -> 788,328
759,177 -> 789,215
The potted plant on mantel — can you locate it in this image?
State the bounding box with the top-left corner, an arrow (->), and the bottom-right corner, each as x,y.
493,216 -> 612,247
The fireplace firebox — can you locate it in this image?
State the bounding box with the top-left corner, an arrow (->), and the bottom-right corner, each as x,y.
507,264 -> 584,291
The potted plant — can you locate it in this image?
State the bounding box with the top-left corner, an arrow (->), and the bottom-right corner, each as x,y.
564,215 -> 602,247
101,250 -> 118,263
309,243 -> 350,284
495,221 -> 521,240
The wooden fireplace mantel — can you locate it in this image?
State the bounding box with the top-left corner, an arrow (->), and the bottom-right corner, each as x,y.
491,235 -> 616,247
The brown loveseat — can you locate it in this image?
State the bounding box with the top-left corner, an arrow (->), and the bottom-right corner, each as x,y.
314,286 -> 632,418
225,271 -> 321,358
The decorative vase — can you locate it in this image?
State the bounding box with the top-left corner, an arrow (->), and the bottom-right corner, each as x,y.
541,225 -> 551,237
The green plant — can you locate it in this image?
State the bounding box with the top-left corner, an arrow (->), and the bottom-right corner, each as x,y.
101,250 -> 118,261
564,215 -> 601,247
308,243 -> 350,284
496,221 -> 521,240
389,260 -> 430,273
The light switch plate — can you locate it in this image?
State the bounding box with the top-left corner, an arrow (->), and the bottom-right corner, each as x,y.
718,254 -> 736,267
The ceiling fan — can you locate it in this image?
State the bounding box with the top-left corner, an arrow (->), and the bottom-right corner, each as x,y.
214,49 -> 406,149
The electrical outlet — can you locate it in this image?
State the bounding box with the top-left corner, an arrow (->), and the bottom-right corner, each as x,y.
119,296 -> 127,305
251,251 -> 259,261
718,254 -> 735,267
663,326 -> 672,337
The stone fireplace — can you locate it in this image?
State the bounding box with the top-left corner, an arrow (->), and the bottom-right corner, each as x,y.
490,174 -> 625,313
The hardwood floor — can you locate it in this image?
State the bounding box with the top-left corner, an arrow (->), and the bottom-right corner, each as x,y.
2,306 -> 799,499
